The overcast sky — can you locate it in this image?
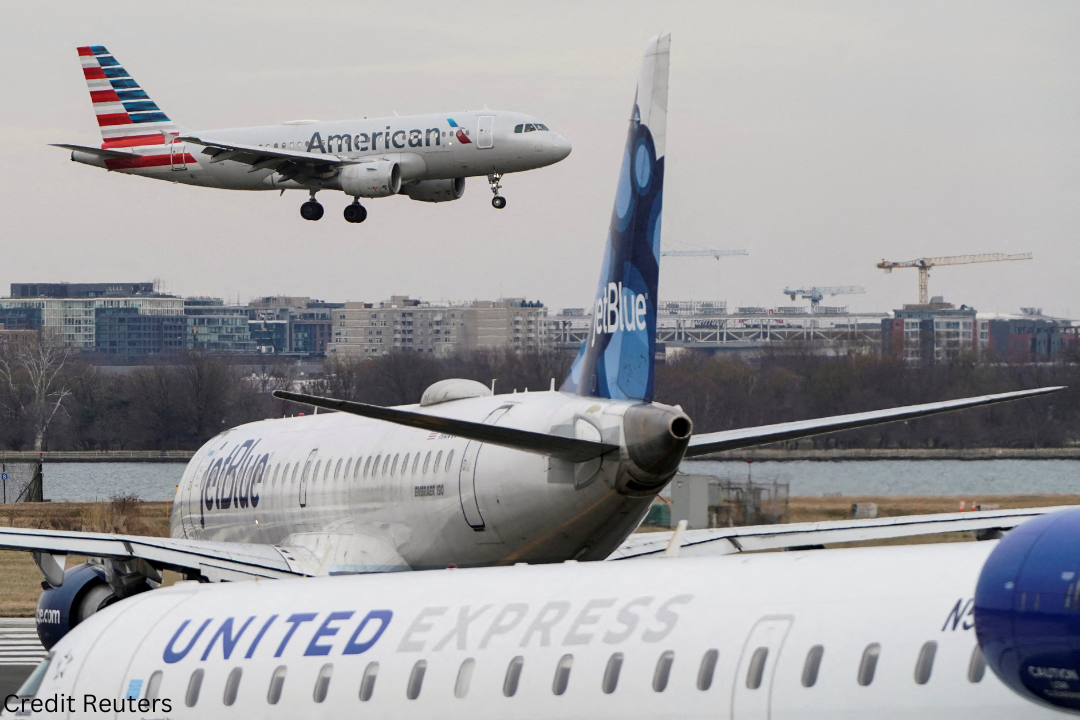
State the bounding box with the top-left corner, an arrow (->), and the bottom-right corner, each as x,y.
2,1 -> 1077,317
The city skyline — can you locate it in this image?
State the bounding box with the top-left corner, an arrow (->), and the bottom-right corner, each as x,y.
2,2 -> 1077,317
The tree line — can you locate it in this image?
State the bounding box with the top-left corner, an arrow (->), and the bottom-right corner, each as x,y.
0,333 -> 1076,452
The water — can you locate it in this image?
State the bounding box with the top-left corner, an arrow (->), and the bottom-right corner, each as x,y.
31,460 -> 1080,502
41,463 -> 185,502
680,460 -> 1080,497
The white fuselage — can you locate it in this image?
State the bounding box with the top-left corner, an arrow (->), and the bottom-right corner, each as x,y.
21,542 -> 1066,719
78,111 -> 569,191
172,392 -> 660,570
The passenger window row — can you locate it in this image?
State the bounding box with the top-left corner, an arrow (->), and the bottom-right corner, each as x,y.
169,643 -> 989,708
266,450 -> 456,488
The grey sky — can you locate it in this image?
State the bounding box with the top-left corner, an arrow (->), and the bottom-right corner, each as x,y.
2,1 -> 1077,317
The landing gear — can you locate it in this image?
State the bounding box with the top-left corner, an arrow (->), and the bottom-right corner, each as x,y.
344,201 -> 368,224
300,197 -> 324,221
488,173 -> 507,209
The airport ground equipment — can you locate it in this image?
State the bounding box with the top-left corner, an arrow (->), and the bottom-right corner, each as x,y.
877,253 -> 1033,305
783,285 -> 866,311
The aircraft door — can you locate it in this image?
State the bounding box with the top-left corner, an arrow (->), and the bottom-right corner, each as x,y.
458,405 -> 511,530
477,116 -> 495,149
299,449 -> 317,508
170,141 -> 187,171
731,616 -> 793,720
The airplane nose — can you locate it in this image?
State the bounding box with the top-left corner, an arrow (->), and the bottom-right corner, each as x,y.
552,134 -> 572,161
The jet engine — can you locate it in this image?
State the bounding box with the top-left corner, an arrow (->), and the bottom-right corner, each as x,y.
404,177 -> 466,203
339,161 -> 401,198
35,563 -> 155,650
974,508 -> 1080,713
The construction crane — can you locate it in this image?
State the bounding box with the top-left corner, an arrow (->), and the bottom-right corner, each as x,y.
876,253 -> 1033,305
660,249 -> 748,260
783,286 -> 866,310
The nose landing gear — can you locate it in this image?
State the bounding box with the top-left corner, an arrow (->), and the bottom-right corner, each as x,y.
488,173 -> 507,209
300,191 -> 324,221
344,200 -> 368,224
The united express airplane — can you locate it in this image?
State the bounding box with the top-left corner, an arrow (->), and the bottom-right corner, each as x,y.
10,511 -> 1080,718
54,47 -> 571,222
4,35 -> 1061,654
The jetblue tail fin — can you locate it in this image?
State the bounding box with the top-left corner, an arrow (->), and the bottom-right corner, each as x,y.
76,46 -> 182,147
561,34 -> 670,402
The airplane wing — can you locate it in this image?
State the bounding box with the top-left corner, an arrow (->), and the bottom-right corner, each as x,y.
607,505 -> 1071,560
178,135 -> 344,184
273,391 -> 619,463
0,528 -> 318,583
49,143 -> 138,159
684,386 -> 1063,457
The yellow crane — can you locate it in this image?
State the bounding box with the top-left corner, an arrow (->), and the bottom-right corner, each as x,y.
876,253 -> 1033,305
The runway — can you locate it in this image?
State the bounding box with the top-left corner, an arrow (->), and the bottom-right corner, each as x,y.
0,619 -> 45,697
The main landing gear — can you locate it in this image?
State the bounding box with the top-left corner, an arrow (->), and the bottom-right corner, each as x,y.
300,192 -> 324,222
488,173 -> 507,209
344,200 -> 368,224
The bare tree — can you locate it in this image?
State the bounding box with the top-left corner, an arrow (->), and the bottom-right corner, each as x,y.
0,331 -> 75,451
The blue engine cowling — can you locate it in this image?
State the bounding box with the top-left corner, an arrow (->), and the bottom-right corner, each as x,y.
975,508 -> 1080,713
36,563 -> 152,650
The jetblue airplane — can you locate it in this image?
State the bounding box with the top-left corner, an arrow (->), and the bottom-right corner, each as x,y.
10,511 -> 1080,719
3,34 -> 1061,654
54,46 -> 572,222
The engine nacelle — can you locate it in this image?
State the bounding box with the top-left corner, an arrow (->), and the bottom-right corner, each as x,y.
339,161 -> 401,198
404,177 -> 466,203
35,563 -> 152,650
975,508 -> 1080,713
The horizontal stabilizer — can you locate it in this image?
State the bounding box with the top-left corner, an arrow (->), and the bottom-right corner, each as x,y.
273,391 -> 619,463
685,386 -> 1064,457
609,506 -> 1070,559
50,143 -> 137,159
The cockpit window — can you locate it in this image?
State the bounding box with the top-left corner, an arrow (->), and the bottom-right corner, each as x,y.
524,124 -> 536,132
536,124 -> 549,131
15,654 -> 52,698
514,124 -> 523,133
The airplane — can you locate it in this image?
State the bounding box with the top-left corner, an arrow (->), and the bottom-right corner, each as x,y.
3,33 -> 1062,655
53,46 -> 572,223
9,507 -> 1080,719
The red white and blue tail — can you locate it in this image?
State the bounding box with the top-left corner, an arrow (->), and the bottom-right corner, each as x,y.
77,46 -> 182,148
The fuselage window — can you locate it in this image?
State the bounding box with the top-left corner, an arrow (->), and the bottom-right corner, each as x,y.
412,453 -> 421,473
312,460 -> 322,485
355,456 -> 363,479
313,663 -> 333,703
407,659 -> 427,700
423,452 -> 431,473
383,454 -> 392,475
335,459 -> 343,480
698,649 -> 719,691
292,463 -> 300,484
504,656 -> 524,697
801,645 -> 824,688
223,667 -> 242,706
402,454 -> 410,476
273,143 -> 279,148
445,450 -> 455,473
186,668 -> 204,707
914,641 -> 936,685
746,647 -> 768,689
267,665 -> 286,704
365,456 -> 374,478
968,646 -> 986,683
272,464 -> 280,486
323,460 -> 332,482
858,643 -> 881,687
359,662 -> 379,701
653,650 -> 674,692
391,454 -> 400,476
602,652 -> 623,694
372,455 -> 382,477
343,458 -> 351,479
553,654 -> 573,695
146,670 -> 163,700
514,124 -> 524,133
281,463 -> 290,486
455,658 -> 476,698
434,451 -> 443,473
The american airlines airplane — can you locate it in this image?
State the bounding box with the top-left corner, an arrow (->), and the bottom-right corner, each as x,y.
8,510 -> 1080,719
54,46 -> 572,222
3,34 -> 1061,655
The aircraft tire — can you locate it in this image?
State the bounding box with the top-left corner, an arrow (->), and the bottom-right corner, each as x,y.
344,203 -> 368,224
492,195 -> 507,209
301,201 -> 324,221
